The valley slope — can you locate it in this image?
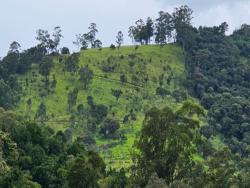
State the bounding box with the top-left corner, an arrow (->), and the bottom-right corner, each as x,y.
16,44 -> 188,168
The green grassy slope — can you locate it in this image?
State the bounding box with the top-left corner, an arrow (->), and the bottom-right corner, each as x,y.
16,44 -> 187,168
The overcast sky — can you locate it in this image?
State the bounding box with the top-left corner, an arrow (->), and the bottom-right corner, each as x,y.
1,0 -> 250,57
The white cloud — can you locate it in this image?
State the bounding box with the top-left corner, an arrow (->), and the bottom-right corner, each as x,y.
158,0 -> 250,32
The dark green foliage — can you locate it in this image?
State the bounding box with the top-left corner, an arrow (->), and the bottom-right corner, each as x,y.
103,168 -> 128,188
172,5 -> 194,48
38,57 -> 53,83
36,26 -> 63,53
61,47 -> 70,54
181,21 -> 250,157
73,23 -> 102,50
88,23 -> 98,48
156,86 -> 169,98
9,41 -> 21,53
133,101 -> 204,186
155,11 -> 173,46
86,96 -> 108,124
111,89 -> 123,101
67,88 -> 78,112
79,65 -> 94,89
0,108 -> 105,188
90,104 -> 108,124
173,88 -> 188,102
64,53 -> 79,73
77,104 -> 84,116
35,102 -> 47,121
67,152 -> 105,188
101,56 -> 118,72
0,79 -> 18,109
120,74 -> 127,83
93,39 -> 103,50
129,17 -> 154,45
116,31 -> 124,48
87,96 -> 95,108
100,118 -> 120,138
2,51 -> 19,74
110,44 -> 116,50
50,74 -> 57,90
173,11 -> 250,187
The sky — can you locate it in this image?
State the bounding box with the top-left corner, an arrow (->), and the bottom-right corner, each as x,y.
1,0 -> 250,57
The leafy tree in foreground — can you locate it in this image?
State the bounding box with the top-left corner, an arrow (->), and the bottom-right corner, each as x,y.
132,101 -> 204,186
67,152 -> 105,188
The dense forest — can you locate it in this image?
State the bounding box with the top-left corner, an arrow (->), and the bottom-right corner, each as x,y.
1,5 -> 250,188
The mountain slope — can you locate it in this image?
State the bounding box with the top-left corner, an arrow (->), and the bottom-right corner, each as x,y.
16,44 -> 188,168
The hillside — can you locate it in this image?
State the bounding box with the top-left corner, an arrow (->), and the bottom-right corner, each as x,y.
16,45 -> 187,168
2,4 -> 250,187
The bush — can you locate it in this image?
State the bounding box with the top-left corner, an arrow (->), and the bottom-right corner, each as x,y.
110,44 -> 116,50
61,47 -> 70,54
100,118 -> 120,138
120,74 -> 127,83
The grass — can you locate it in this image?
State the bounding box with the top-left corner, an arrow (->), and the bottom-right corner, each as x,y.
16,44 -> 186,169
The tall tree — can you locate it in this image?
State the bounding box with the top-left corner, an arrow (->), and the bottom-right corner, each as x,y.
172,5 -> 193,48
116,31 -> 124,49
129,18 -> 154,45
73,34 -> 83,50
88,23 -> 98,48
36,29 -> 50,53
145,17 -> 154,44
51,26 -> 63,52
134,19 -> 145,45
67,152 -> 105,188
67,88 -> 78,112
155,11 -> 173,46
9,41 -> 21,54
73,34 -> 89,50
128,26 -> 136,44
133,101 -> 204,186
36,26 -> 63,53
